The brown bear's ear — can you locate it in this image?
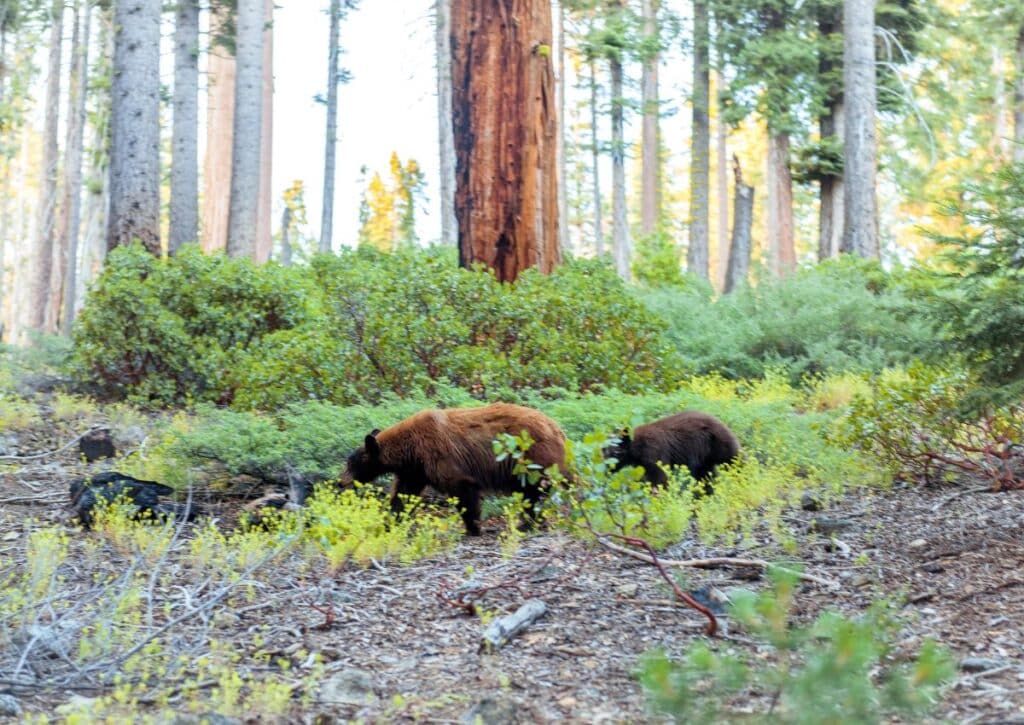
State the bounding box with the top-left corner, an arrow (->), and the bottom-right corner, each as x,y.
365,432 -> 381,457
618,428 -> 631,447
370,428 -> 381,437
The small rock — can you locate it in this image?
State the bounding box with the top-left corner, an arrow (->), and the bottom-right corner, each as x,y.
2,531 -> 19,541
461,695 -> 522,725
908,538 -> 927,549
920,562 -> 945,574
319,668 -> 376,706
0,695 -> 21,717
852,575 -> 873,588
0,434 -> 20,457
616,583 -> 639,598
170,713 -> 240,725
800,492 -> 824,512
960,657 -> 1005,673
809,517 -> 855,535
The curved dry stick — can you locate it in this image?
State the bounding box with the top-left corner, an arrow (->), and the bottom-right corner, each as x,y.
596,533 -> 719,636
596,537 -> 840,590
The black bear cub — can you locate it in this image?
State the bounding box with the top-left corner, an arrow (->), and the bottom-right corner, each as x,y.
605,411 -> 739,487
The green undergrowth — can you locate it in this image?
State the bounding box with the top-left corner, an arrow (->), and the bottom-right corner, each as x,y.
639,567 -> 955,723
126,373 -> 873,547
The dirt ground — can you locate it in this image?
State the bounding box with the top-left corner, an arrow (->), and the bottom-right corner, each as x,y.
2,422 -> 1023,723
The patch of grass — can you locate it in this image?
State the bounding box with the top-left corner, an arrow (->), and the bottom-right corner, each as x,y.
0,393 -> 40,431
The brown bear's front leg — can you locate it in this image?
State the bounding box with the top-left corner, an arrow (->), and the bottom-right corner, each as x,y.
390,476 -> 427,518
454,480 -> 482,536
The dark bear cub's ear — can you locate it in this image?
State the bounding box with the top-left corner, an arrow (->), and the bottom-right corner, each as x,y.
618,427 -> 631,447
365,430 -> 381,456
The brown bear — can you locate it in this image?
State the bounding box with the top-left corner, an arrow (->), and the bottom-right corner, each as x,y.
339,403 -> 568,535
605,411 -> 739,487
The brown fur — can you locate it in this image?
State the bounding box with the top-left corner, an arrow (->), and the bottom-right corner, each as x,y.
606,411 -> 740,487
340,403 -> 568,535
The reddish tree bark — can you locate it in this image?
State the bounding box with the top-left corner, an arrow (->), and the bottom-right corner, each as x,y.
451,0 -> 560,282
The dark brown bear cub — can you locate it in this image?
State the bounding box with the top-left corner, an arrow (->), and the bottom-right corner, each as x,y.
340,403 -> 568,536
605,411 -> 739,487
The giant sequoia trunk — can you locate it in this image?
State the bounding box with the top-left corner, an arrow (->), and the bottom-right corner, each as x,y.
227,0 -> 265,258
451,0 -> 560,282
842,0 -> 878,258
688,0 -> 709,279
29,0 -> 62,331
170,0 -> 200,254
640,0 -> 659,237
107,0 -> 161,255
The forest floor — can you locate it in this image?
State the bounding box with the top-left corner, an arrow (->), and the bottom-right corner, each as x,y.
1,417 -> 1023,723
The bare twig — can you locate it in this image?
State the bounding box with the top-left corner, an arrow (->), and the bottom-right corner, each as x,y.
596,537 -> 840,590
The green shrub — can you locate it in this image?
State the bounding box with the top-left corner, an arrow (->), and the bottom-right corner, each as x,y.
70,243 -> 314,405
639,568 -> 954,724
834,363 -> 1024,489
639,257 -> 933,382
71,245 -> 682,408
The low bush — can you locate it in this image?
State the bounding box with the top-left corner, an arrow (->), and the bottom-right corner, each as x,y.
639,257 -> 933,383
834,364 -> 1024,490
639,568 -> 955,723
70,244 -> 682,408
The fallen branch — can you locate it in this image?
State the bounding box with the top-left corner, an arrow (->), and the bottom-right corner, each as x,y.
596,537 -> 839,590
481,598 -> 547,651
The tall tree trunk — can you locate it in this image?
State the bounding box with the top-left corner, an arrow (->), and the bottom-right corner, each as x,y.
451,0 -> 560,283
610,50 -> 629,279
57,1 -> 91,334
842,0 -> 878,258
766,129 -> 795,275
817,3 -> 843,261
819,102 -> 844,261
279,205 -> 292,265
435,0 -> 457,246
725,155 -> 753,294
993,45 -> 1008,159
49,0 -> 81,332
640,0 -> 659,236
256,0 -> 274,262
227,0 -> 265,258
170,0 -> 200,254
688,0 -> 709,278
107,0 -> 161,254
78,5 -> 112,313
29,0 -> 63,331
28,0 -> 63,332
320,0 -> 340,253
202,12 -> 235,253
556,0 -> 569,253
1015,23 -> 1024,164
715,84 -> 728,289
589,58 -> 603,256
